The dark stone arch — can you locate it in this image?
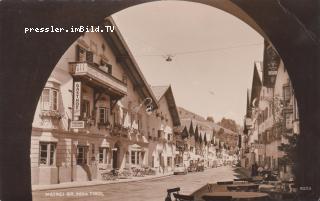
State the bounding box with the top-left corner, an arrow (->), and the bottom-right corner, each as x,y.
0,0 -> 319,200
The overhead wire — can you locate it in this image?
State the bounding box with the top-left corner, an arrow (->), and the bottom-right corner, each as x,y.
134,42 -> 263,57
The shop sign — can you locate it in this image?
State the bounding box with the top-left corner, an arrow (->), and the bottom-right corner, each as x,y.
252,143 -> 265,150
73,81 -> 81,117
70,120 -> 85,129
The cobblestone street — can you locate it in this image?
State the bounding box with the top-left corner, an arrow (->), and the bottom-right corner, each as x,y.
33,166 -> 239,201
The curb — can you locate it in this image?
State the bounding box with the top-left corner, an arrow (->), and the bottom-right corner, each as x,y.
32,173 -> 173,192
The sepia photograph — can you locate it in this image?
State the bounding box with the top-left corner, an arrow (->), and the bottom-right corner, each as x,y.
0,1 -> 319,201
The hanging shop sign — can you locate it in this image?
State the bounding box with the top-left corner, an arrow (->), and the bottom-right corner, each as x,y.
263,40 -> 280,87
73,81 -> 81,117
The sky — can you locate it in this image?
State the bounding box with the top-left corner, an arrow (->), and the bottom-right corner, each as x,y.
112,1 -> 264,125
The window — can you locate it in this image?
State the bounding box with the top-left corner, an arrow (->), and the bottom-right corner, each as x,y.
91,143 -> 95,154
81,99 -> 90,119
77,45 -> 86,62
100,61 -> 112,74
137,114 -> 142,130
86,51 -> 93,63
168,134 -> 171,141
131,151 -> 136,164
99,147 -> 108,164
158,130 -> 162,139
283,84 -> 292,103
39,142 -> 56,166
131,151 -> 140,165
122,109 -> 128,125
137,152 -> 140,164
77,146 -> 88,165
99,107 -> 108,124
41,88 -> 59,111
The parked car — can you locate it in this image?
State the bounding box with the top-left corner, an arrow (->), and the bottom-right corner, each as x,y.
173,164 -> 187,175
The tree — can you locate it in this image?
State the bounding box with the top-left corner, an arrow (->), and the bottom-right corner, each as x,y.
204,133 -> 207,146
218,128 -> 224,135
218,118 -> 238,132
189,121 -> 194,137
181,126 -> 189,139
199,133 -> 203,144
206,116 -> 214,122
194,125 -> 199,142
278,134 -> 298,166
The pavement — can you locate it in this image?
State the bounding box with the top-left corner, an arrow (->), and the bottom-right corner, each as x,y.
32,166 -> 240,201
32,172 -> 173,191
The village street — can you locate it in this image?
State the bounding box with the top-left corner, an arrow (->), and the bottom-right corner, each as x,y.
33,166 -> 240,201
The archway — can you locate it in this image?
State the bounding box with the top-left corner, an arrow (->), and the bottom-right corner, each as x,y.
0,1 -> 319,200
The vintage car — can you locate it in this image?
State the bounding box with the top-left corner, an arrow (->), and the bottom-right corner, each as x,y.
173,164 -> 188,175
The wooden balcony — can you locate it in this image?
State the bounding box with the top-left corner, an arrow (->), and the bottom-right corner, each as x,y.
69,62 -> 127,97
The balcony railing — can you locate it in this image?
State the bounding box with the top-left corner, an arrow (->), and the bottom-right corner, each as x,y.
69,62 -> 127,95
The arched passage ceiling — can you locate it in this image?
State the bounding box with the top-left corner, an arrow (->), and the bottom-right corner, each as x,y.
0,0 -> 319,200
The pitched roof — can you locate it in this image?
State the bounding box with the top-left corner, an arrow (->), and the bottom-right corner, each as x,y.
151,85 -> 170,101
102,17 -> 159,109
151,85 -> 181,126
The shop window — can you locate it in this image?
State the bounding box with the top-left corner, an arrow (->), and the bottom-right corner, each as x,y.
99,147 -> 108,164
77,146 -> 88,165
81,100 -> 90,119
41,88 -> 59,111
39,142 -> 56,166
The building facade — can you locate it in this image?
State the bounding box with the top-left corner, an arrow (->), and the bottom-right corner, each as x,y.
30,18 -> 181,185
242,40 -> 299,181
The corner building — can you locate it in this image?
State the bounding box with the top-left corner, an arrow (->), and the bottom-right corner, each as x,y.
30,18 -> 164,185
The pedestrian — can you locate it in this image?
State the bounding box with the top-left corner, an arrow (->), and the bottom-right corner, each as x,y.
251,162 -> 258,177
